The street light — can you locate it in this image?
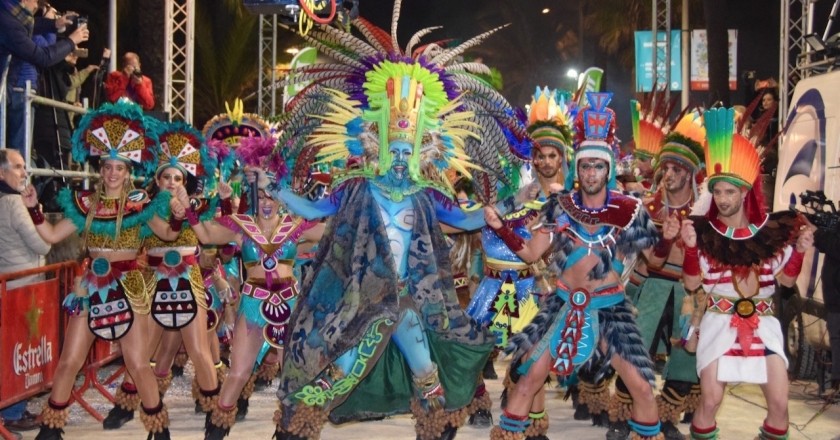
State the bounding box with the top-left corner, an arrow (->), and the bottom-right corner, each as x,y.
566,68 -> 579,79
286,47 -> 300,55
542,8 -> 550,14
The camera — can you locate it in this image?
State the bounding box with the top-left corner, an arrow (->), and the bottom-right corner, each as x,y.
72,48 -> 89,58
796,190 -> 840,231
132,69 -> 143,78
76,15 -> 88,27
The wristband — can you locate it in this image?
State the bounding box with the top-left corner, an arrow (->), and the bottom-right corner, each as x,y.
28,205 -> 45,225
493,225 -> 524,252
683,246 -> 701,276
186,208 -> 200,226
220,198 -> 232,216
783,249 -> 805,277
220,243 -> 237,257
169,215 -> 183,232
653,237 -> 673,259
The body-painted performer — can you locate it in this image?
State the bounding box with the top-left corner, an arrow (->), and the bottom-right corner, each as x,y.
260,3 -> 530,438
608,105 -> 707,440
25,103 -> 178,440
192,137 -> 324,439
682,107 -> 814,440
101,122 -> 227,429
485,93 -> 666,440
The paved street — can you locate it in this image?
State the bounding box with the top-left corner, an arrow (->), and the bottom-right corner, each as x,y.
17,358 -> 840,439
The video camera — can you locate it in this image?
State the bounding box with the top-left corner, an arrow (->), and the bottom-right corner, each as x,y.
796,190 -> 840,231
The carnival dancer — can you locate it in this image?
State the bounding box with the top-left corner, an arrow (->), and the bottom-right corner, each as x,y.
25,102 -> 178,440
682,107 -> 814,440
608,105 -> 707,440
465,86 -> 573,436
485,92 -> 665,440
187,135 -> 323,439
257,3 -> 530,438
99,121 -> 227,428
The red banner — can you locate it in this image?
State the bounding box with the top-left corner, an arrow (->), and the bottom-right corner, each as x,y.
0,279 -> 61,401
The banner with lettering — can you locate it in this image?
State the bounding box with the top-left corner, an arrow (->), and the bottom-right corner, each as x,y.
1,279 -> 60,403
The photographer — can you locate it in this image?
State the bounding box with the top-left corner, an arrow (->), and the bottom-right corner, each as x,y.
103,51 -> 154,110
806,216 -> 840,389
1,0 -> 89,155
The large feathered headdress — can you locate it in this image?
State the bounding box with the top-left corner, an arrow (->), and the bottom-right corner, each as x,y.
153,121 -> 218,193
71,101 -> 158,180
269,0 -> 529,203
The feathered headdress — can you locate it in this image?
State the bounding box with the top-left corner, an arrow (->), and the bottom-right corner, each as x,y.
153,121 -> 217,193
702,106 -> 767,226
270,0 -> 529,203
657,110 -> 706,174
567,92 -> 618,189
629,88 -> 679,162
71,101 -> 158,180
527,87 -> 573,154
202,99 -> 272,149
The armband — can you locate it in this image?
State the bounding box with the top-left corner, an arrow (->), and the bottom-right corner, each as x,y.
652,237 -> 673,259
782,249 -> 805,278
28,204 -> 45,225
493,225 -> 524,252
220,198 -> 232,216
683,246 -> 700,276
169,215 -> 183,232
186,208 -> 200,226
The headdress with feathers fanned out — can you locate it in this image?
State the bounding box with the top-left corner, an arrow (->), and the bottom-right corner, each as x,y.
269,0 -> 529,204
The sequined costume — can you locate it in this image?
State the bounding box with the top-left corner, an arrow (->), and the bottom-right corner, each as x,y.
218,213 -> 314,348
58,188 -> 163,339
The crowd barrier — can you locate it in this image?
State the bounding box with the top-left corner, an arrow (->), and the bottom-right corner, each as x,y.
0,262 -> 123,439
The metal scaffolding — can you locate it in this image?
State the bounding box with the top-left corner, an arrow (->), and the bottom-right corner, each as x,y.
258,14 -> 279,117
163,0 -> 195,123
652,0 -> 672,99
779,0 -> 813,124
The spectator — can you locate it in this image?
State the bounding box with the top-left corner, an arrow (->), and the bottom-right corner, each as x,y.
103,52 -> 154,110
0,148 -> 50,437
0,0 -> 88,155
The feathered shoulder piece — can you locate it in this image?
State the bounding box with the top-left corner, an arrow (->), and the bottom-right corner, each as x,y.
57,188 -> 163,238
550,190 -> 642,230
270,0 -> 529,203
690,211 -> 801,272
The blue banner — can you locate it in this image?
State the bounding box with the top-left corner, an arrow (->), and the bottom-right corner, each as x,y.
634,30 -> 682,92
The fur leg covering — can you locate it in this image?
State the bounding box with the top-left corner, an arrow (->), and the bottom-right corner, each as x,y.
491,426 -> 526,440
597,302 -> 656,385
410,398 -> 469,440
155,370 -> 173,396
579,376 -> 611,416
609,377 -> 633,423
215,361 -> 228,385
115,383 -> 142,411
139,402 -> 170,434
240,373 -> 257,400
683,384 -> 701,414
522,411 -> 548,438
40,399 -> 70,429
467,383 -> 493,415
256,361 -> 280,384
174,353 -> 189,368
274,404 -> 328,440
196,384 -> 221,414
209,403 -> 238,431
656,380 -> 692,424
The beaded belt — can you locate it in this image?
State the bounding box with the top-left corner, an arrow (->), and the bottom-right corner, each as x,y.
707,293 -> 774,318
484,266 -> 533,279
242,280 -> 297,303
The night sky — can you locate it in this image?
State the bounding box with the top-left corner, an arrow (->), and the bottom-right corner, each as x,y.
48,0 -> 838,140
